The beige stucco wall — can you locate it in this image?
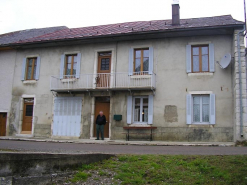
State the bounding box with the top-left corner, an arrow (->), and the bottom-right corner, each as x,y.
0,50 -> 16,135
8,34 -> 234,141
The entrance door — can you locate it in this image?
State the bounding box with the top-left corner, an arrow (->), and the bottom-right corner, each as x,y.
22,99 -> 34,134
94,97 -> 110,138
96,52 -> 111,88
0,113 -> 7,136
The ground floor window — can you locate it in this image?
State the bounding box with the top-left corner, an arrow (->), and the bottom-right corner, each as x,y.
133,97 -> 149,123
193,95 -> 210,123
186,93 -> 215,125
127,95 -> 153,124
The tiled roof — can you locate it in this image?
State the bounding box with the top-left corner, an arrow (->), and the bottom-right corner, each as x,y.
0,26 -> 68,45
0,15 -> 243,46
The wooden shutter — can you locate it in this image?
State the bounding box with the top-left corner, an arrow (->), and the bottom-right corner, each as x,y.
127,96 -> 132,124
186,45 -> 192,73
148,47 -> 154,74
209,43 -> 215,72
210,94 -> 216,124
21,58 -> 27,81
148,95 -> 154,124
128,48 -> 134,75
60,54 -> 65,79
35,56 -> 41,80
186,94 -> 192,124
76,53 -> 81,78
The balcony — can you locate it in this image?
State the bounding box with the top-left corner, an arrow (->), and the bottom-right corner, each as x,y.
50,72 -> 156,92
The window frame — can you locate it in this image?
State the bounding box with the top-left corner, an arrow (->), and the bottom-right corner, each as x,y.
25,57 -> 37,80
132,96 -> 149,124
191,45 -> 209,73
133,48 -> 149,75
192,94 -> 210,124
64,54 -> 77,77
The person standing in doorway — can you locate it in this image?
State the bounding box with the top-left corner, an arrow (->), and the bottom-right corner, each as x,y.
95,111 -> 106,140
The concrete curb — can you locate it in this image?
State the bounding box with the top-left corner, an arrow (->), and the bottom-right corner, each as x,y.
0,137 -> 235,147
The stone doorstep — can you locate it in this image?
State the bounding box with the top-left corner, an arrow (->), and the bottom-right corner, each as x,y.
0,137 -> 235,147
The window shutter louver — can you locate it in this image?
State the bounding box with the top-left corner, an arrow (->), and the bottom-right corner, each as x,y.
35,56 -> 41,80
210,94 -> 216,124
127,96 -> 132,124
186,94 -> 192,124
186,45 -> 192,73
76,53 -> 81,78
148,47 -> 154,74
60,54 -> 65,79
209,43 -> 215,72
148,95 -> 154,124
128,48 -> 134,75
21,58 -> 27,81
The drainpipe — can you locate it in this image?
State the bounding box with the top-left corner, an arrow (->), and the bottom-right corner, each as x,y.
237,26 -> 245,138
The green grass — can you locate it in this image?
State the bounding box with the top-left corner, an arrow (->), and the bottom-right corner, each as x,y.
72,155 -> 247,185
70,171 -> 90,183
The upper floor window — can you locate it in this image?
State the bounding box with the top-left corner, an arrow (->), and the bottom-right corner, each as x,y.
26,58 -> 37,80
21,56 -> 41,81
134,48 -> 149,74
65,54 -> 77,77
60,53 -> 81,79
192,45 -> 209,73
186,43 -> 214,73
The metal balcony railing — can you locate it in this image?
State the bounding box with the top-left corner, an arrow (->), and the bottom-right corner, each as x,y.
50,72 -> 156,91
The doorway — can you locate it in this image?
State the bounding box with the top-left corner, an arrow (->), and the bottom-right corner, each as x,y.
94,97 -> 110,138
96,52 -> 111,88
0,113 -> 7,136
22,98 -> 34,134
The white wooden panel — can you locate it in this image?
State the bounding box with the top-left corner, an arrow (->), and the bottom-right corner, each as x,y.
53,97 -> 82,137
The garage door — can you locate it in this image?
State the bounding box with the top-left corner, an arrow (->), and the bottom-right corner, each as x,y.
53,97 -> 82,137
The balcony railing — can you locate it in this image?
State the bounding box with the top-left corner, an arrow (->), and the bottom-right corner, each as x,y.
50,72 -> 156,91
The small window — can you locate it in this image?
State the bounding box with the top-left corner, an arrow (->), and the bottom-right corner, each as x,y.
25,58 -> 37,80
64,54 -> 77,77
192,45 -> 209,73
192,95 -> 210,123
134,48 -> 149,74
133,97 -> 149,123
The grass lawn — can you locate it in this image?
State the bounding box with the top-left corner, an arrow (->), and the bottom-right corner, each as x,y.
71,155 -> 247,185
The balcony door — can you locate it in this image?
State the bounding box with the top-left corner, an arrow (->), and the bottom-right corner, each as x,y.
96,52 -> 111,88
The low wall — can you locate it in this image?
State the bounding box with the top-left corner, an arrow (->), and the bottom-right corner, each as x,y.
0,153 -> 114,185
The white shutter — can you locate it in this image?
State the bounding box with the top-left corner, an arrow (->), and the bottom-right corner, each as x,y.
148,47 -> 154,74
60,54 -> 65,79
21,58 -> 27,81
76,53 -> 81,78
186,94 -> 192,124
127,96 -> 132,124
210,94 -> 216,124
148,95 -> 154,124
186,45 -> 192,73
35,56 -> 41,80
128,48 -> 134,75
209,43 -> 215,72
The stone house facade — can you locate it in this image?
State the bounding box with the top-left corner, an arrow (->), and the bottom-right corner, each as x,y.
0,4 -> 246,142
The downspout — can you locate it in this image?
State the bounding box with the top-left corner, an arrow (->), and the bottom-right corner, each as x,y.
237,26 -> 245,138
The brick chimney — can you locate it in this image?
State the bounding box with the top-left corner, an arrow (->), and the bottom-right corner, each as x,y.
172,0 -> 180,25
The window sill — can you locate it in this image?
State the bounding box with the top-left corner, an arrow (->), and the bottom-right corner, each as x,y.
22,80 -> 37,84
188,73 -> 213,77
130,75 -> 151,79
61,78 -> 77,83
129,123 -> 149,127
188,124 -> 214,128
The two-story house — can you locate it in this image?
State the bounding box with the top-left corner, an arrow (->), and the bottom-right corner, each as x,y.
0,3 -> 246,142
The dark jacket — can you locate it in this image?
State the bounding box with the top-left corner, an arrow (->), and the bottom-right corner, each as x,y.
96,115 -> 106,125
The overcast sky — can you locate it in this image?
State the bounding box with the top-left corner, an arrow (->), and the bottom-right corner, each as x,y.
0,0 -> 245,34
